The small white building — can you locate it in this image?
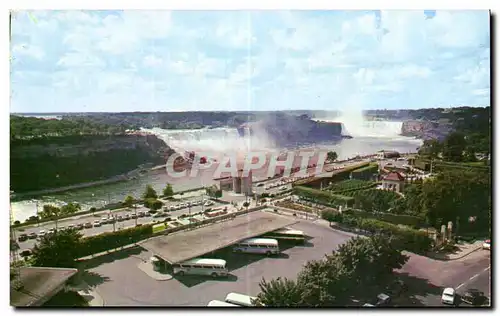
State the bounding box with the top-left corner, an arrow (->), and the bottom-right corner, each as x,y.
381,171 -> 405,193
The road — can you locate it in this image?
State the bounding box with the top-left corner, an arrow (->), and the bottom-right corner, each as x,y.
15,197 -> 226,252
82,218 -> 354,306
398,249 -> 491,307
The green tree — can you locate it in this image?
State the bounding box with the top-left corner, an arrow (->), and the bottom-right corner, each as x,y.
60,202 -> 81,215
255,277 -> 304,307
144,198 -> 163,210
334,235 -> 408,286
123,195 -> 136,208
142,184 -> 158,199
31,229 -> 83,268
40,204 -> 63,229
327,151 -> 338,162
442,132 -> 467,162
320,209 -> 339,226
163,183 -> 174,197
422,169 -> 490,234
89,207 -> 97,216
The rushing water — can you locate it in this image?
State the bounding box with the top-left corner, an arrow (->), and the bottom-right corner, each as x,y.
10,119 -> 422,222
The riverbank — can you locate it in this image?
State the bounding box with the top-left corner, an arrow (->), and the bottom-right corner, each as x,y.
11,175 -> 129,201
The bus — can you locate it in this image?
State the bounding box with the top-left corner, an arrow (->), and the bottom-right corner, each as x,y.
233,238 -> 280,256
172,258 -> 228,278
225,292 -> 262,307
207,300 -> 240,307
262,228 -> 306,244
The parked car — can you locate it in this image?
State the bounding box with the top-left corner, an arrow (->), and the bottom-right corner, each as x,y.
93,220 -> 101,227
375,293 -> 391,306
38,230 -> 47,238
20,249 -> 32,257
124,214 -> 131,220
441,288 -> 456,305
18,234 -> 28,242
28,232 -> 37,239
101,217 -> 109,224
138,211 -> 145,217
461,289 -> 484,305
76,223 -> 84,230
67,224 -> 75,230
483,239 -> 490,250
130,213 -> 138,219
117,215 -> 124,222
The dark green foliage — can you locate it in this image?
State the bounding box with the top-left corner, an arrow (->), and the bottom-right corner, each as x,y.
163,183 -> 174,197
334,214 -> 432,254
77,224 -> 153,257
123,195 -> 136,208
421,169 -> 490,234
142,184 -> 158,199
350,163 -> 378,180
32,229 -> 84,268
344,208 -> 423,227
293,186 -> 354,207
11,148 -> 161,192
326,179 -> 378,194
255,277 -> 304,307
342,189 -> 400,213
144,198 -> 163,210
326,151 -> 338,162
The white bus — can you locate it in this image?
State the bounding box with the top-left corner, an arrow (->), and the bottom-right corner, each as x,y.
233,238 -> 280,256
262,228 -> 306,244
225,292 -> 262,307
207,300 -> 240,307
172,258 -> 228,278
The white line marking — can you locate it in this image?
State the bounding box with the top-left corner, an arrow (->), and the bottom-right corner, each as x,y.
455,266 -> 490,290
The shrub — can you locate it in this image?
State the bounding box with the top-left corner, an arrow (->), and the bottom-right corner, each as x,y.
345,208 -> 424,227
334,214 -> 432,254
293,186 -> 354,207
326,179 -> 378,194
144,198 -> 163,210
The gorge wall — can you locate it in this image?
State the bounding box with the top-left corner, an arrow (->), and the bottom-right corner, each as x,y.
10,133 -> 175,193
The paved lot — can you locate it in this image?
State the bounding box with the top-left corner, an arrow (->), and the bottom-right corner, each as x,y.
81,219 -> 353,306
397,249 -> 491,307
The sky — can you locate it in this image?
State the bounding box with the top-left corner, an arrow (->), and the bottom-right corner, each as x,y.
10,10 -> 490,113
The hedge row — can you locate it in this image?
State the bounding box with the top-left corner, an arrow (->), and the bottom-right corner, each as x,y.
327,212 -> 432,254
293,186 -> 354,207
327,180 -> 379,195
344,208 -> 424,228
350,163 -> 378,180
77,224 -> 154,258
293,162 -> 370,188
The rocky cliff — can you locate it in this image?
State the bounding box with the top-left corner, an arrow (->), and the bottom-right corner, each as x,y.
401,120 -> 453,141
10,133 -> 175,193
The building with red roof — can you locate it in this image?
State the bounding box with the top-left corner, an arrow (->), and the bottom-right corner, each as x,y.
382,171 -> 405,192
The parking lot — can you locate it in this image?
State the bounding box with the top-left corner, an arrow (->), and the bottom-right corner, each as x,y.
15,197 -> 226,252
80,219 -> 353,306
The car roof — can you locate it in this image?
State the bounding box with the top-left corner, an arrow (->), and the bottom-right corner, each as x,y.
443,288 -> 455,294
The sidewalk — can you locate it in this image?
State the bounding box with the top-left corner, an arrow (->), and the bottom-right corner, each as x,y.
427,240 -> 484,261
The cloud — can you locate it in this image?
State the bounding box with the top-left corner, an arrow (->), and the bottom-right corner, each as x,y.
10,10 -> 490,113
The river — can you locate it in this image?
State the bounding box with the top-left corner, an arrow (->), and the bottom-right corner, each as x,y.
10,120 -> 422,222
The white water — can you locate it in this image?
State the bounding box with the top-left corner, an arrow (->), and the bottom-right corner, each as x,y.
146,127 -> 277,154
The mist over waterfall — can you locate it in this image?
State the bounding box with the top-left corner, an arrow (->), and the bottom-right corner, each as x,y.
316,112 -> 404,138
145,127 -> 275,154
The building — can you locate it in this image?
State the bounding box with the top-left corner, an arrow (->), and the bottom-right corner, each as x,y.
376,150 -> 401,159
381,171 -> 405,193
10,267 -> 78,307
214,170 -> 253,195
